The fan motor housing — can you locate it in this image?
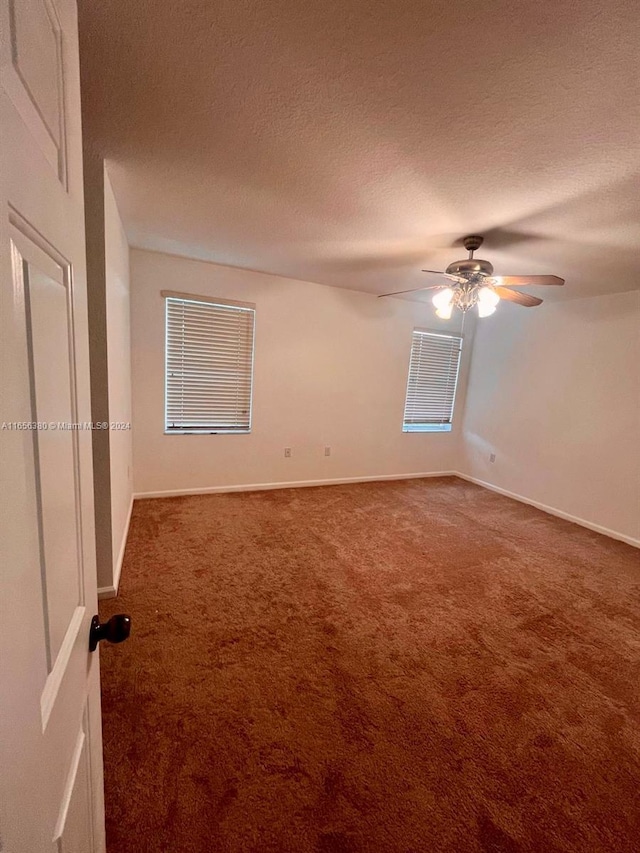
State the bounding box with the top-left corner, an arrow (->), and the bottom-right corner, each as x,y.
446,257 -> 494,277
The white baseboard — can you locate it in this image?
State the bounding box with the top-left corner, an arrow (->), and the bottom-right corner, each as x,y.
98,493 -> 135,599
453,471 -> 640,549
133,471 -> 457,501
127,470 -> 638,552
97,587 -> 117,600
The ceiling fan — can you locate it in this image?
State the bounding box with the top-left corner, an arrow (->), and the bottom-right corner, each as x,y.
378,235 -> 564,318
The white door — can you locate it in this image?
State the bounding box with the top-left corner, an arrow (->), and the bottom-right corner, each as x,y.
0,1 -> 106,851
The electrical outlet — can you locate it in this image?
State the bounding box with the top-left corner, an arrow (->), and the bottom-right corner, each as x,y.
324,446 -> 331,457
284,447 -> 292,458
489,453 -> 496,463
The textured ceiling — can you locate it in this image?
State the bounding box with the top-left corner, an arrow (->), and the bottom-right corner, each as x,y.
78,0 -> 640,299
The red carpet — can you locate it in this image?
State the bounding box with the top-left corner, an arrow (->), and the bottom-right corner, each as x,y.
99,477 -> 640,852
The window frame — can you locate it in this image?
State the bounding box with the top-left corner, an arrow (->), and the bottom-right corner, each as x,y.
163,291 -> 256,436
402,328 -> 463,434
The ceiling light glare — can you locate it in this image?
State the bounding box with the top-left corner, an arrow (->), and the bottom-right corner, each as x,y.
477,286 -> 499,318
435,304 -> 454,320
477,302 -> 497,317
432,288 -> 454,310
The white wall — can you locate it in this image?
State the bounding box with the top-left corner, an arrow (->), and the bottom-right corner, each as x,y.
459,290 -> 640,544
104,170 -> 133,585
131,249 -> 473,496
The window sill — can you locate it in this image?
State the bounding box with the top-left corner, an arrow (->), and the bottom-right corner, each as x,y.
164,430 -> 251,435
402,424 -> 452,433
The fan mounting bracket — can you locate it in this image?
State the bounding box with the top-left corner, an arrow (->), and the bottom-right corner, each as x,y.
463,235 -> 484,254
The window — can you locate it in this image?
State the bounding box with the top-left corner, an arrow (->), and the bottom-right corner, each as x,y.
403,330 -> 462,432
164,293 -> 255,434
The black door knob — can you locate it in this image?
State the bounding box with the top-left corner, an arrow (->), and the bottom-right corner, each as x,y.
89,613 -> 131,652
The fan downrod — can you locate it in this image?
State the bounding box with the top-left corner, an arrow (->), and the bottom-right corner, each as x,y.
463,235 -> 484,255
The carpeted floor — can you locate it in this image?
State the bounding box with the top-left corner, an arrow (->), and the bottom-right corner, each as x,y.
98,477 -> 640,853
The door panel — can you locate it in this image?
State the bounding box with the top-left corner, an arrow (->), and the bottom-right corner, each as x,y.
19,239 -> 83,667
0,1 -> 106,851
53,709 -> 94,853
3,0 -> 67,181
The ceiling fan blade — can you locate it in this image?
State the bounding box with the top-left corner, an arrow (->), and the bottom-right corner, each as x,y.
378,269 -> 461,298
492,275 -> 564,287
378,284 -> 444,298
422,270 -> 466,282
494,286 -> 543,307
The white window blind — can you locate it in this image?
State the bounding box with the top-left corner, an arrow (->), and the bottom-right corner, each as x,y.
403,330 -> 462,432
165,296 -> 255,434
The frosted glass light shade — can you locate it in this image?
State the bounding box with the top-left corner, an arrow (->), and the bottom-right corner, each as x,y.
477,286 -> 499,317
478,286 -> 499,306
435,304 -> 454,319
432,288 -> 454,310
477,301 -> 497,317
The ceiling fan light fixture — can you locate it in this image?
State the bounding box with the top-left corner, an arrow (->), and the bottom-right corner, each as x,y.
378,234 -> 564,314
